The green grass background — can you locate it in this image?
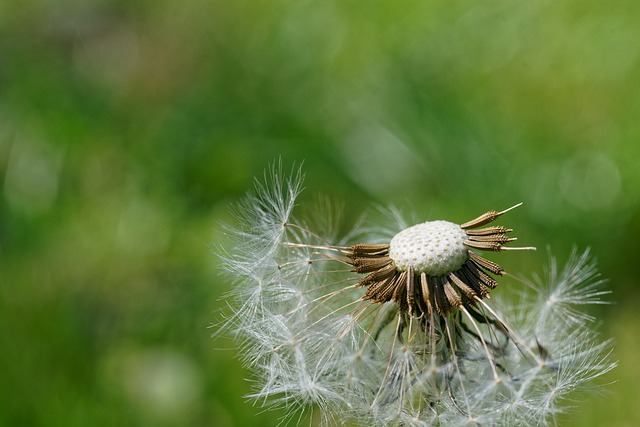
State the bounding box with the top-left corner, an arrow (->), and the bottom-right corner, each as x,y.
1,0 -> 639,425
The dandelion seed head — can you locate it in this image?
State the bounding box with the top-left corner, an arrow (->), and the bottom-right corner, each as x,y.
389,220 -> 468,276
217,164 -> 615,427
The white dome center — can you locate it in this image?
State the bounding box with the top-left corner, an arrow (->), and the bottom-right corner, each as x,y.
389,220 -> 468,276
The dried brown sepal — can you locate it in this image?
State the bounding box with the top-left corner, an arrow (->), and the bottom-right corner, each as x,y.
449,271 -> 479,300
406,266 -> 416,315
461,203 -> 522,229
465,226 -> 512,236
364,273 -> 399,303
460,265 -> 491,297
467,251 -> 505,276
442,276 -> 462,308
463,240 -> 504,252
464,261 -> 498,290
433,277 -> 452,314
359,263 -> 396,288
393,271 -> 409,313
347,244 -> 390,259
466,234 -> 516,244
460,210 -> 502,229
352,257 -> 394,274
419,273 -> 432,311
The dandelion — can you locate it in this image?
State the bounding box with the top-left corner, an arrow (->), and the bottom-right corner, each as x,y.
217,163 -> 615,426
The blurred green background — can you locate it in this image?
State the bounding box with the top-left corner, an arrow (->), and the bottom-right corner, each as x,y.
1,0 -> 639,425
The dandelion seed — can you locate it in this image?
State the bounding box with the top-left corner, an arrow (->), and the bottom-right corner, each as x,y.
217,163 -> 615,426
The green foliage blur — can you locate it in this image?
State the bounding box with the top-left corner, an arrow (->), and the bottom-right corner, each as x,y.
1,0 -> 639,425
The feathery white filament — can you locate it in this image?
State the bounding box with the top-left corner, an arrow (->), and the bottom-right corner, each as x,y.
388,220 -> 468,276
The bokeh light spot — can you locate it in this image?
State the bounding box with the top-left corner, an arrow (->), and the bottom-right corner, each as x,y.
4,134 -> 63,215
560,150 -> 621,211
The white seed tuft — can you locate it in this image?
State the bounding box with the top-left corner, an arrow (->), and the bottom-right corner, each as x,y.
389,220 -> 468,276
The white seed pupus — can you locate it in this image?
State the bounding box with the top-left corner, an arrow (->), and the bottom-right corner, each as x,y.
389,220 -> 468,276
